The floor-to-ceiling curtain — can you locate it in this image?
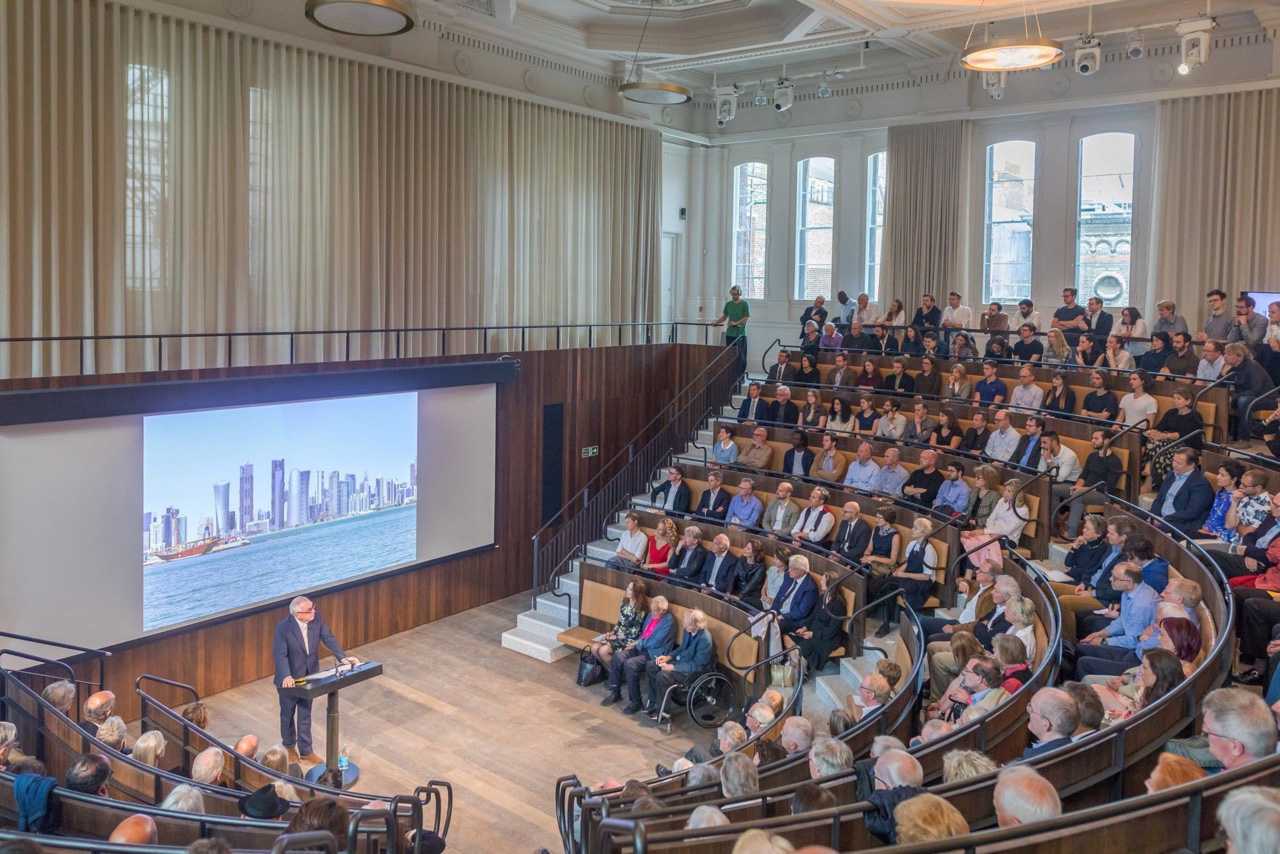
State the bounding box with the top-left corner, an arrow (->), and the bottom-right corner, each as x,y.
1150,88 -> 1280,332
0,0 -> 661,376
879,120 -> 972,314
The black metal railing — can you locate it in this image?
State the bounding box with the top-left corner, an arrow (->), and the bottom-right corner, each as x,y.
530,344 -> 742,612
0,320 -> 723,379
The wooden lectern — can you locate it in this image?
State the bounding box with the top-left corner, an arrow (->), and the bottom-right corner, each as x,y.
279,659 -> 382,788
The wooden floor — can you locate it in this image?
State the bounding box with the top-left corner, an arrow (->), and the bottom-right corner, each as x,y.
200,593 -> 703,853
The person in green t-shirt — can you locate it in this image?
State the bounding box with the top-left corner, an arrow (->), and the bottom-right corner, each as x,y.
716,286 -> 750,370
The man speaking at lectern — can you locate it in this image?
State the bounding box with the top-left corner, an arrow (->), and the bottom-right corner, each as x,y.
273,596 -> 358,764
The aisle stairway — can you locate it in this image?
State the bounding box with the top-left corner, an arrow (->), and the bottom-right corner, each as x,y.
500,367 -> 906,716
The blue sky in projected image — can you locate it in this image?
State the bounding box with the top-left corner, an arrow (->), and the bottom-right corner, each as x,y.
143,393 -> 417,519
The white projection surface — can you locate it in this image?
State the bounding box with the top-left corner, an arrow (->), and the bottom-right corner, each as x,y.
0,384 -> 497,649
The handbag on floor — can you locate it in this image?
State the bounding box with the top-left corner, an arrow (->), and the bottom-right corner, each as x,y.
576,648 -> 605,687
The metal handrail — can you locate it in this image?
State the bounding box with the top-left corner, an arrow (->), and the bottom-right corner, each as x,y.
0,650 -> 77,684
134,673 -> 200,704
271,831 -> 338,854
0,630 -> 111,692
1243,382 -> 1280,425
759,338 -> 784,374
1105,416 -> 1150,448
1147,428 -> 1205,470
1191,370 -> 1237,405
946,535 -> 1010,584
345,808 -> 398,854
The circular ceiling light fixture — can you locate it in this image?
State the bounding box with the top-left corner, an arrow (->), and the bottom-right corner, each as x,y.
619,1 -> 692,106
960,8 -> 1062,73
304,0 -> 417,37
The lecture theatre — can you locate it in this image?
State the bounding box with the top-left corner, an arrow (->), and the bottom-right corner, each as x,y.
4,0 -> 1280,852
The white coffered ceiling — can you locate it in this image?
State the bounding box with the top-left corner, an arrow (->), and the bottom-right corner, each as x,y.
446,0 -> 1276,90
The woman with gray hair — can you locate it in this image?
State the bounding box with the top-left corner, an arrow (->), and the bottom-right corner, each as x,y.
1217,785 -> 1280,854
685,804 -> 730,830
160,783 -> 206,814
720,752 -> 759,799
941,749 -> 997,784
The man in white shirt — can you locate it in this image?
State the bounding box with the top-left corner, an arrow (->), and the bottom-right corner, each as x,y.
941,291 -> 972,350
855,293 -> 877,325
1041,431 -> 1081,539
791,487 -> 835,545
609,512 -> 649,569
1197,339 -> 1225,382
984,409 -> 1022,462
1009,365 -> 1045,413
1015,299 -> 1042,332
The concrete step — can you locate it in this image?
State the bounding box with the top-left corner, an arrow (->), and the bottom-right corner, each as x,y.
585,539 -> 615,563
500,624 -> 574,663
1047,540 -> 1070,564
839,654 -> 880,685
518,607 -> 569,634
533,588 -> 579,624
815,673 -> 857,711
697,429 -> 715,446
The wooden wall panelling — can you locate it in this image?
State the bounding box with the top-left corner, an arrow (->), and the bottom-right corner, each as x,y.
37,344 -> 722,720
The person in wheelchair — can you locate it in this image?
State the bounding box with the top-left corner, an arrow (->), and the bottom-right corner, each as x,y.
643,609 -> 715,722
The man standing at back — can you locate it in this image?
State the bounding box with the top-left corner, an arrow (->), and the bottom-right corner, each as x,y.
273,596 -> 357,764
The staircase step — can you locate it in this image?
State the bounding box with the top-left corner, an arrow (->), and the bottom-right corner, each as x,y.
815,673 -> 857,711
1047,540 -> 1070,564
534,589 -> 579,624
500,625 -> 574,663
585,540 -> 615,562
839,653 -> 881,686
518,608 -> 569,634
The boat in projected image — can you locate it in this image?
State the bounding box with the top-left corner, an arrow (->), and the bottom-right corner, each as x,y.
153,535 -> 250,563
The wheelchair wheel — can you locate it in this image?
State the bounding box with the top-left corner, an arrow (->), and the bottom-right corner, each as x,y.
686,671 -> 740,729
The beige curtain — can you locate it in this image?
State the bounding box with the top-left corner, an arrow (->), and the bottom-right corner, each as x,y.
0,0 -> 661,377
880,120 -> 972,312
1150,88 -> 1280,332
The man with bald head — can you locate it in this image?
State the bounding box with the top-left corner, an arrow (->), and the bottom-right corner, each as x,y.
739,427 -> 774,470
80,690 -> 116,737
994,766 -> 1062,827
272,595 -> 358,764
866,749 -> 925,844
831,500 -> 871,563
1022,687 -> 1079,758
233,734 -> 259,757
109,814 -> 158,845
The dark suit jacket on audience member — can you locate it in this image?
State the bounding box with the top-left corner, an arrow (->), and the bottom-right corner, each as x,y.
782,448 -> 815,476
650,480 -> 692,515
1009,435 -> 1043,468
878,373 -> 915,394
701,551 -> 741,594
831,518 -> 872,563
1022,736 -> 1073,759
737,396 -> 775,422
694,488 -> 731,523
773,400 -> 801,426
767,364 -> 797,384
1152,468 -> 1215,536
774,573 -> 818,631
866,786 -> 926,844
735,561 -> 767,609
669,544 -> 707,583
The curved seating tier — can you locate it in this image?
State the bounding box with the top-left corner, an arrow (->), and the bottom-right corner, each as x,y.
791,348 -> 1226,442
0,666 -> 439,849
585,497 -> 1232,853
0,771 -> 283,849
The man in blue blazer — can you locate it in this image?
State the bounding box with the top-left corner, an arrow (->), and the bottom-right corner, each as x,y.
700,534 -> 740,596
781,432 -> 815,478
773,554 -> 818,633
644,609 -> 715,719
272,596 -> 356,763
604,598 -> 676,711
1151,448 -> 1214,537
693,472 -> 732,523
737,383 -> 776,423
650,465 -> 692,515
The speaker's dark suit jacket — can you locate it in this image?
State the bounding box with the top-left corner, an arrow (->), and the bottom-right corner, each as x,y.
272,615 -> 346,686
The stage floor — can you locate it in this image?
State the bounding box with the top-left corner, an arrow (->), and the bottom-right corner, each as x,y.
200,593 -> 704,852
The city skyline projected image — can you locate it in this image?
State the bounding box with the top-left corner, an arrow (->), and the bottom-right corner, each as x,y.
142,392 -> 418,630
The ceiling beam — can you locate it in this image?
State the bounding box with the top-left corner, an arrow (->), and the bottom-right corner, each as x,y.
492,0 -> 517,27
782,9 -> 828,42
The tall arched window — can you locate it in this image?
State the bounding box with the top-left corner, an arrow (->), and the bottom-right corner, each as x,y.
864,151 -> 887,302
982,140 -> 1036,304
794,157 -> 835,300
731,162 -> 769,300
1076,132 -> 1135,307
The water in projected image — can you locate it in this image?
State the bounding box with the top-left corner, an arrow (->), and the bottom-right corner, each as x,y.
143,392 -> 418,630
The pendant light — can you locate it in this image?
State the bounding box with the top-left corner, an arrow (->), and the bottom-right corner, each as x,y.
619,1 -> 691,106
305,0 -> 417,37
961,3 -> 1063,73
